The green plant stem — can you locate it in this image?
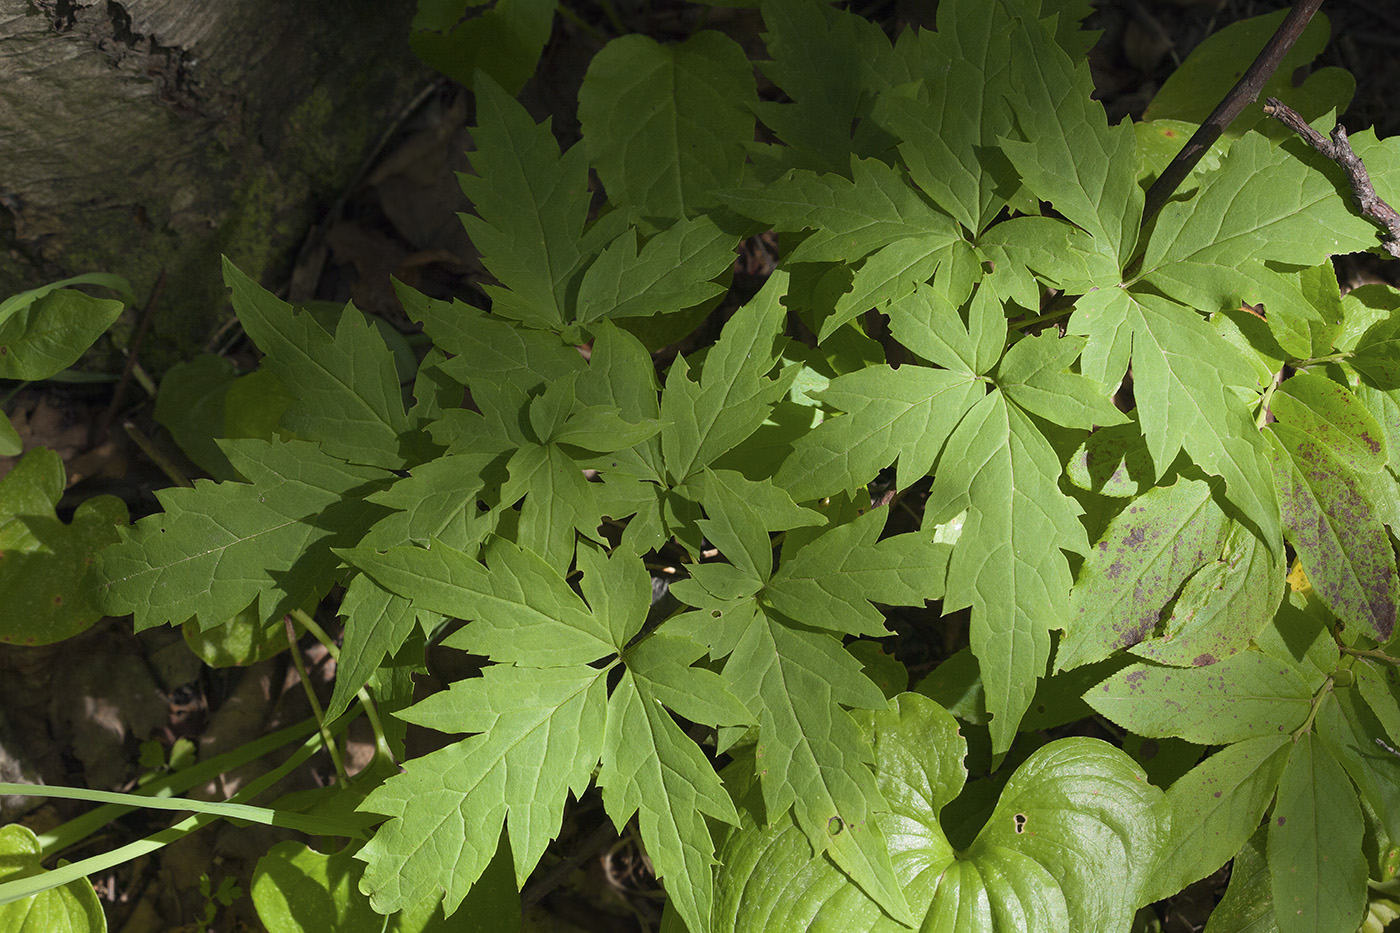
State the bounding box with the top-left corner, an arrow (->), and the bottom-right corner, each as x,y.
285,614 -> 348,783
292,608 -> 395,764
1339,645 -> 1400,665
1292,675 -> 1335,740
123,421 -> 193,488
555,4 -> 610,45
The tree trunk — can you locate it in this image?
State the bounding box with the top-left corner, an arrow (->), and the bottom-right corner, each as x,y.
0,0 -> 430,370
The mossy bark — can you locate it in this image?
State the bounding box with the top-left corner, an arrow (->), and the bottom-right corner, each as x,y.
0,0 -> 431,373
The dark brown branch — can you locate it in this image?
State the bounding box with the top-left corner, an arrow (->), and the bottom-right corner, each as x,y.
1141,0 -> 1326,228
1263,97 -> 1400,259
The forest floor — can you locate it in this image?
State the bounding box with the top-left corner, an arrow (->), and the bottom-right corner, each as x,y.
1,1 -> 1397,931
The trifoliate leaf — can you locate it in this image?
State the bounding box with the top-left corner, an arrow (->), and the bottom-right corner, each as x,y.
356,664 -> 608,915
223,259 -> 411,470
98,438 -> 391,631
925,390 -> 1088,754
579,30 -> 756,226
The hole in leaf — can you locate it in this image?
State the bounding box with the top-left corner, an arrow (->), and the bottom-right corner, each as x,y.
1013,813 -> 1028,834
711,610 -> 721,618
827,816 -> 843,837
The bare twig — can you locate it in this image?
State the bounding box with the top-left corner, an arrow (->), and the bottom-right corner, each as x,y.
1263,97 -> 1400,259
1141,0 -> 1326,228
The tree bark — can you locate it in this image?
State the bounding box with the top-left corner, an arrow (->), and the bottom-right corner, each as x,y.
0,0 -> 430,370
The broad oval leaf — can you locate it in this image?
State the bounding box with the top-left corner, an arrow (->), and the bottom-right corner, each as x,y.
714,693 -> 1168,933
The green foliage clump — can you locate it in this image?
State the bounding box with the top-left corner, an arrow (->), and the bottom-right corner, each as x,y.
3,1 -> 1400,932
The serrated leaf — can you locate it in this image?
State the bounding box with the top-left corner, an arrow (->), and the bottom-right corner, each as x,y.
342,537 -> 615,665
661,271 -> 796,483
1273,371 -> 1386,473
765,508 -> 945,637
326,574 -> 421,722
98,438 -> 391,630
925,390 -> 1087,754
356,664 -> 607,915
1074,289 -> 1281,551
0,448 -> 127,645
775,362 -> 982,501
580,30 -> 756,226
998,11 -> 1141,268
976,215 -> 1120,297
1143,735 -> 1291,904
715,694 -> 1168,933
600,669 -> 741,933
995,331 -> 1126,430
500,441 -> 604,574
1269,425 -> 1398,641
884,282 -> 983,375
223,260 -> 411,469
1141,130 -> 1395,275
1267,733 -> 1366,933
1057,478 -> 1227,671
576,216 -> 736,324
458,77 -> 595,331
1086,653 -> 1312,745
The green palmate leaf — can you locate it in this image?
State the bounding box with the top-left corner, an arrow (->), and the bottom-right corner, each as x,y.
1269,425 -> 1399,641
600,667 -> 741,933
343,537 -> 614,666
721,614 -> 910,925
580,30 -> 756,226
1086,652 -> 1312,745
1066,421 -> 1157,497
661,271 -> 795,483
998,7 -> 1141,269
223,260 -> 413,469
574,216 -> 736,325
458,77 -> 602,331
0,448 -> 127,646
98,438 -> 391,631
714,693 -> 1168,933
995,331 -> 1126,430
1140,129 -> 1398,277
397,286 -> 584,393
878,0 -> 1021,234
0,824 -> 106,933
775,363 -> 982,501
1268,733 -> 1367,933
1143,735 -> 1291,904
976,216 -> 1120,301
355,664 -> 608,916
925,390 -> 1088,754
1058,478 -> 1229,670
1073,289 -> 1281,551
766,508 -> 945,638
885,281 -> 998,375
753,0 -> 896,174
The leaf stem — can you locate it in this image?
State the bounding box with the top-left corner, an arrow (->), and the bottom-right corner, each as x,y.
292,608 -> 395,765
285,613 -> 348,783
1291,674 -> 1334,741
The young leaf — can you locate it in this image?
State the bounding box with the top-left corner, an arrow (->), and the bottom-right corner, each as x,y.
1267,733 -> 1367,933
925,391 -> 1088,754
0,286 -> 126,381
223,259 -> 412,469
98,438 -> 392,631
355,664 -> 608,916
579,30 -> 756,226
